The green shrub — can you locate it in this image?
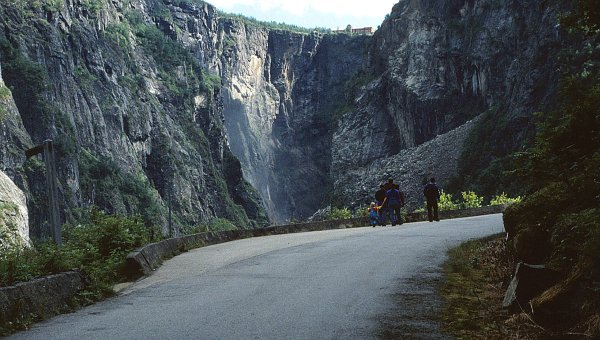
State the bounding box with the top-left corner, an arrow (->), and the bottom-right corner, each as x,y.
461,191 -> 483,209
413,207 -> 426,213
201,69 -> 221,92
489,192 -> 522,206
74,66 -> 98,87
547,208 -> 600,271
181,223 -> 209,235
503,182 -> 573,241
357,206 -> 369,218
0,246 -> 43,286
42,0 -> 63,13
0,84 -> 11,121
329,207 -> 352,220
503,182 -> 587,265
208,218 -> 237,231
438,191 -> 460,211
0,210 -> 149,298
81,0 -> 103,15
104,22 -> 132,51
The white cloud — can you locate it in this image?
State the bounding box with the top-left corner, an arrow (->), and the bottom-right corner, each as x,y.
209,0 -> 397,21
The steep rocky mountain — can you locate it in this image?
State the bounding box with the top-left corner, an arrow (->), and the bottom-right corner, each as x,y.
210,0 -> 563,218
332,0 -> 563,210
0,0 -> 564,230
0,0 -> 269,237
0,0 -> 369,227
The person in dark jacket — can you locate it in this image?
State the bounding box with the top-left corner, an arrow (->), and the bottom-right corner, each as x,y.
374,185 -> 387,226
393,183 -> 406,208
423,177 -> 441,222
386,183 -> 404,226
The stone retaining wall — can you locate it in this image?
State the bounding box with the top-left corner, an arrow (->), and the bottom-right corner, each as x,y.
0,271 -> 86,332
125,204 -> 505,279
413,204 -> 506,222
125,217 -> 368,278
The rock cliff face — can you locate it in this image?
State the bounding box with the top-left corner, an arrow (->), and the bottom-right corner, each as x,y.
0,0 -> 563,230
217,26 -> 368,222
331,0 -> 562,209
0,0 -> 268,236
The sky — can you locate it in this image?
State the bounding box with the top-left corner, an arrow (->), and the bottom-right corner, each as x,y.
206,0 -> 399,31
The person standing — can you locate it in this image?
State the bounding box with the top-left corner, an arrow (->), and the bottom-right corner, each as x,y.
393,183 -> 405,211
386,183 -> 404,226
381,178 -> 395,225
375,185 -> 387,226
423,177 -> 441,222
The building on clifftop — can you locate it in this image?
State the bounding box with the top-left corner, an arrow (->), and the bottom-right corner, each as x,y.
332,25 -> 373,35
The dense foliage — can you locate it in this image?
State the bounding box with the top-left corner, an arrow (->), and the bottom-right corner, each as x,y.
417,191 -> 518,212
503,0 -> 600,334
0,210 -> 159,333
78,149 -> 166,230
506,0 -> 600,271
438,190 -> 460,211
0,210 -> 151,294
328,207 -> 353,220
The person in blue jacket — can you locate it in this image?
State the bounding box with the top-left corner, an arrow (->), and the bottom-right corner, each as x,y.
386,182 -> 405,226
368,202 -> 379,227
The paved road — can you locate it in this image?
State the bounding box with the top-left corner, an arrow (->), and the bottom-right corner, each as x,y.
10,214 -> 504,339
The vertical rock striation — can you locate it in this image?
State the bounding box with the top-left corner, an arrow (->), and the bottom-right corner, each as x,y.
216,24 -> 368,222
0,0 -> 268,235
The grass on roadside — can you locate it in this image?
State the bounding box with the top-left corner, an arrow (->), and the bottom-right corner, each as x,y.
439,234 -> 542,339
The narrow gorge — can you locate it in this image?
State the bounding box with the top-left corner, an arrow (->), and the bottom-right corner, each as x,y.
0,0 -> 563,235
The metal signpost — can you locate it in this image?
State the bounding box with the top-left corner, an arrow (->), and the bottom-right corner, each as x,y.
26,139 -> 61,245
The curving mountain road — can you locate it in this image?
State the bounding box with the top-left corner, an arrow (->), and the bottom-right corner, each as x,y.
9,214 -> 504,339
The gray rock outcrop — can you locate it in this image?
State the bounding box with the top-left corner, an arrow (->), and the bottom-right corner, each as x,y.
0,170 -> 30,251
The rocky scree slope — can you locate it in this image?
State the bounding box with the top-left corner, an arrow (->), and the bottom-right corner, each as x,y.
0,0 -> 268,237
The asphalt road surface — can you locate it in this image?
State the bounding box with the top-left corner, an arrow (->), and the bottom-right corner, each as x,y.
10,214 -> 504,339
